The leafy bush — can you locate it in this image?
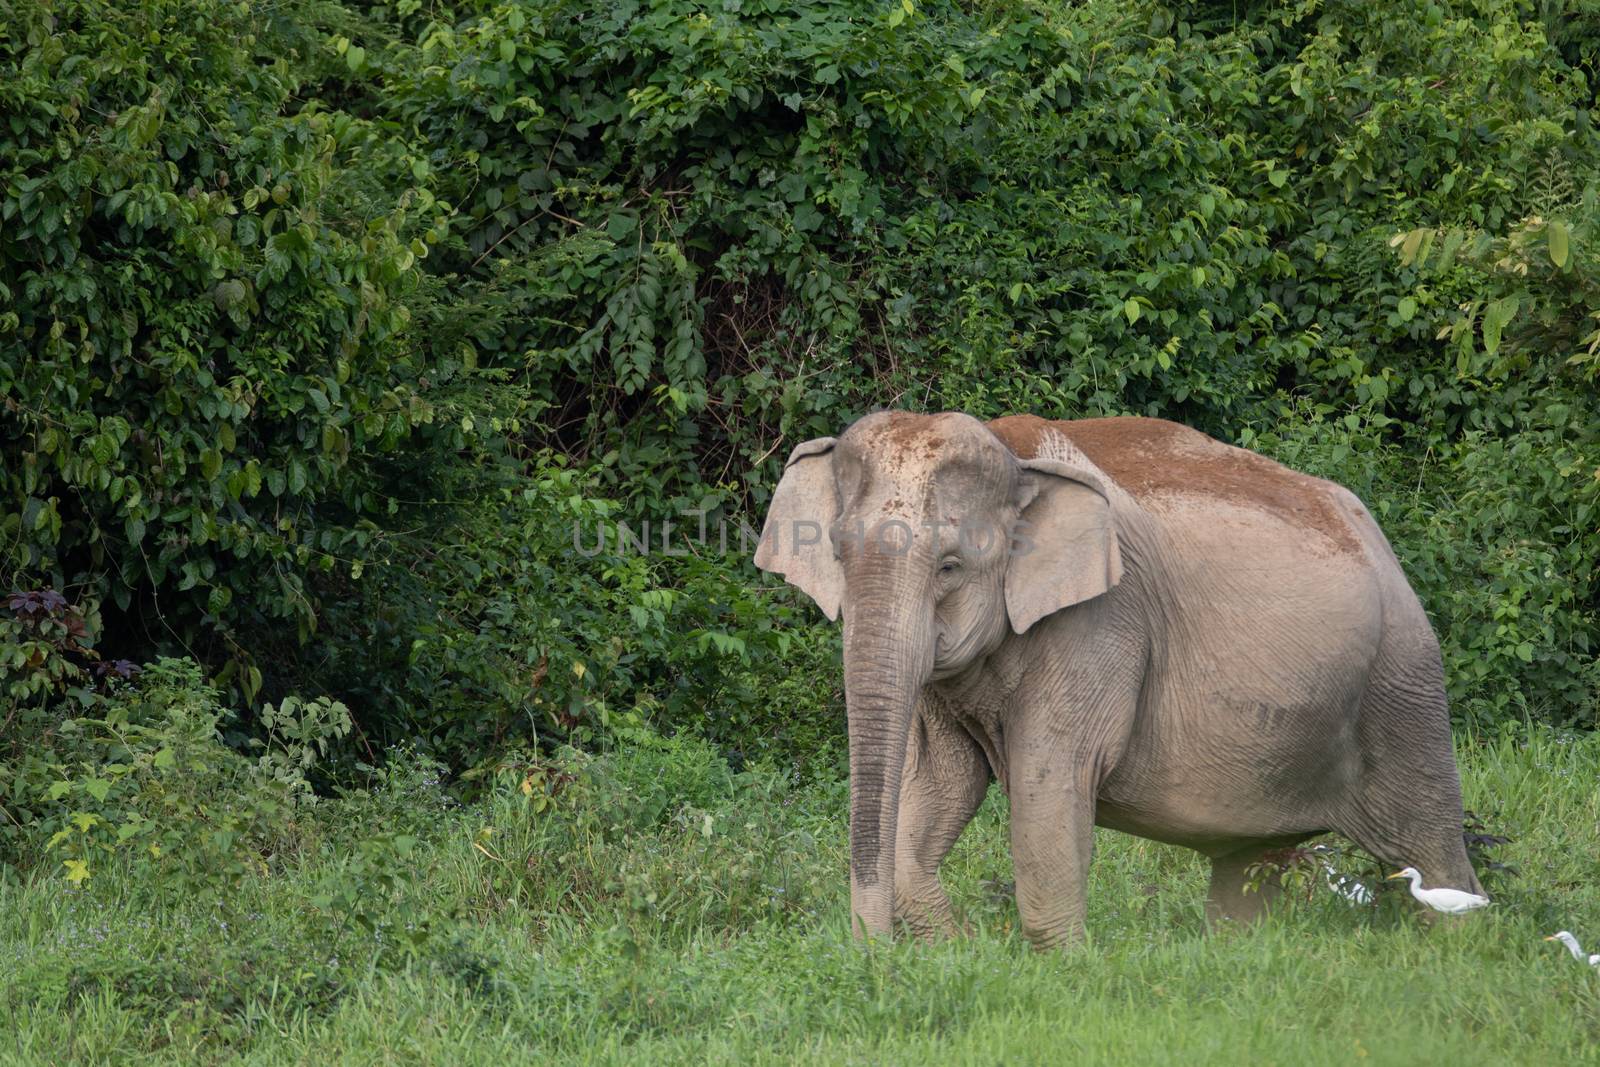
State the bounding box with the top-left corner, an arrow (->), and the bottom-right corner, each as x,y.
308,450 -> 840,765
0,0 -> 450,698
5,0 -> 1599,766
360,0 -> 1598,740
2,588 -> 121,711
0,657 -> 347,888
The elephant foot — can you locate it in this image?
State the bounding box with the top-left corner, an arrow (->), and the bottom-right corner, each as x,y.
894,885 -> 963,941
1021,918 -> 1087,951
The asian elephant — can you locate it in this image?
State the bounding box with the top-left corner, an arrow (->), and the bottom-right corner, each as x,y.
753,411 -> 1483,947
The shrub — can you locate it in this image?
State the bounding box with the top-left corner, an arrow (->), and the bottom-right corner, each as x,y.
0,656 -> 348,889
5,0 -> 1599,762
358,0 -> 1598,743
309,450 -> 837,766
0,0 -> 450,699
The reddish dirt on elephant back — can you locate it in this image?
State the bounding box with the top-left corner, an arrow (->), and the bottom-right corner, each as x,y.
988,414 -> 1357,553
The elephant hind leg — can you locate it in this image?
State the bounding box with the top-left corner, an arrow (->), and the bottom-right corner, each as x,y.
1342,635 -> 1484,896
1205,843 -> 1287,926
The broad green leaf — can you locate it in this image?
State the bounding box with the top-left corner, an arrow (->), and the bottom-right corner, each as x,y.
1549,221 -> 1570,269
1482,296 -> 1519,356
1399,228 -> 1426,267
264,233 -> 293,278
1414,228 -> 1434,270
1435,229 -> 1465,273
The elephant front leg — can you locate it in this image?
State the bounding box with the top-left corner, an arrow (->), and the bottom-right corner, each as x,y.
893,709 -> 990,940
1004,679 -> 1133,949
1009,766 -> 1096,949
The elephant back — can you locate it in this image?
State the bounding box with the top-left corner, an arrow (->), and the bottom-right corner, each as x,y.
987,414 -> 1361,557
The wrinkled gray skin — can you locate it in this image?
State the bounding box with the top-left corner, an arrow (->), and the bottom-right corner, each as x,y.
754,411 -> 1482,947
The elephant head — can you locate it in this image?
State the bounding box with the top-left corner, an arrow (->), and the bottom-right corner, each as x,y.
753,411 -> 1121,935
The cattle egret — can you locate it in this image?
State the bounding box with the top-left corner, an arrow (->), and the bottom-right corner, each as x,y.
1310,844 -> 1372,905
1545,931 -> 1600,967
1386,867 -> 1490,914
1324,866 -> 1372,905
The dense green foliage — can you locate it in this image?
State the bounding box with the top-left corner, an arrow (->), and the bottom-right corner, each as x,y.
4,0 -> 1599,776
0,0 -> 455,694
1,699 -> 1596,1061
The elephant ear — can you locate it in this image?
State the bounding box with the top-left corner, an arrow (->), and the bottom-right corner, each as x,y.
754,437 -> 844,621
1005,456 -> 1123,634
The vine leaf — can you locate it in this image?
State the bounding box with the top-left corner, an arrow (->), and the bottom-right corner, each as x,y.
1548,221 -> 1570,270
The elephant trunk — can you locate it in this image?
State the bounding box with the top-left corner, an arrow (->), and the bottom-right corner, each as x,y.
841,569 -> 934,937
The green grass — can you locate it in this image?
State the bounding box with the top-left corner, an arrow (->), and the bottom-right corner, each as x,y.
3,728 -> 1599,1065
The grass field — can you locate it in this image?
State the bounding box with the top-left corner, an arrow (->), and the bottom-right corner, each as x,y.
3,727 -> 1598,1065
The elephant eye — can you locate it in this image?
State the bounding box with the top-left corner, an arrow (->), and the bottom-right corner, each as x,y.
939,558 -> 961,575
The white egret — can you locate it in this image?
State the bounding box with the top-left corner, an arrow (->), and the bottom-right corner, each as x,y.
1324,866 -> 1372,905
1386,867 -> 1490,914
1545,931 -> 1600,967
1310,844 -> 1373,905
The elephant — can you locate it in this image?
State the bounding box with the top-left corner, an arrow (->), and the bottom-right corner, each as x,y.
753,410 -> 1483,947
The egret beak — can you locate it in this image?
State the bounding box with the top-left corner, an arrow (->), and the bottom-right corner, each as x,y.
1545,935 -> 1560,942
1385,872 -> 1405,881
